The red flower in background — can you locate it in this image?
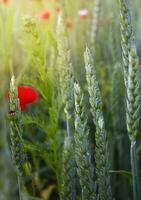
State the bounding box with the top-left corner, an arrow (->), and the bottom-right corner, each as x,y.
39,9 -> 51,20
139,63 -> 141,70
17,86 -> 39,112
2,0 -> 9,5
78,9 -> 89,19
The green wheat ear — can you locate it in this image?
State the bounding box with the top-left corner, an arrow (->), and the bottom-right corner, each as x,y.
119,0 -> 140,199
119,0 -> 132,88
74,82 -> 96,200
111,63 -> 126,152
56,15 -> 74,121
85,47 -> 112,200
9,76 -> 31,177
57,16 -> 76,200
60,136 -> 76,200
9,76 -> 32,199
126,42 -> 140,200
111,62 -> 126,135
126,43 -> 140,141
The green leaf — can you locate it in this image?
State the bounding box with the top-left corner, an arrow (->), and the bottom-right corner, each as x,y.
22,114 -> 49,134
109,170 -> 132,179
21,193 -> 42,200
23,140 -> 50,155
47,30 -> 58,51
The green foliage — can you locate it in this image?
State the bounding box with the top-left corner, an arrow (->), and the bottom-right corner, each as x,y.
1,1 -> 141,199
109,170 -> 132,180
74,82 -> 96,200
19,15 -> 63,185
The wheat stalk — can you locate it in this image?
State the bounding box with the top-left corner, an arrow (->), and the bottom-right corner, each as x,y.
9,76 -> 31,199
111,63 -> 125,134
57,16 -> 74,123
85,47 -> 112,200
74,82 -> 96,200
119,0 -> 140,199
127,43 -> 140,200
57,16 -> 76,199
9,76 -> 30,176
119,0 -> 132,88
60,136 -> 76,200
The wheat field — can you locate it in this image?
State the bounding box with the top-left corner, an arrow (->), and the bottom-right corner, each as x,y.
0,0 -> 141,199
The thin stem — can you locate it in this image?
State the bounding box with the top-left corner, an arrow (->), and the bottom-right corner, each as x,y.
66,118 -> 71,137
130,139 -> 140,200
66,111 -> 72,137
82,190 -> 85,200
18,176 -> 22,200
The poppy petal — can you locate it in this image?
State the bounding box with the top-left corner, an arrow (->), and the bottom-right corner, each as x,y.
18,86 -> 39,105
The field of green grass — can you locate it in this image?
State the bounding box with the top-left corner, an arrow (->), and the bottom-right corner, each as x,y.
0,0 -> 141,199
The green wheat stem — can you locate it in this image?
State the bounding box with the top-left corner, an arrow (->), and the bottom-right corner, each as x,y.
85,47 -> 112,200
18,176 -> 22,200
66,118 -> 71,137
74,82 -> 96,200
130,140 -> 139,200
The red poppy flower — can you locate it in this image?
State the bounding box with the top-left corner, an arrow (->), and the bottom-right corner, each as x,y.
78,9 -> 89,19
39,9 -> 51,20
17,86 -> 39,112
139,63 -> 141,70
